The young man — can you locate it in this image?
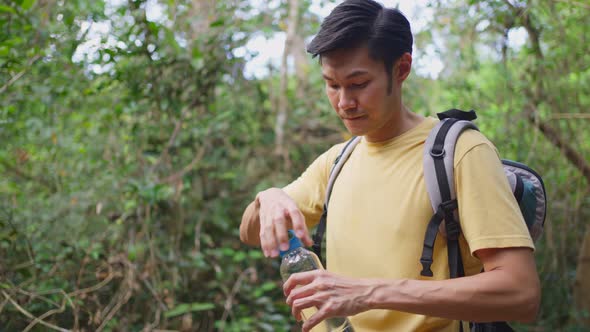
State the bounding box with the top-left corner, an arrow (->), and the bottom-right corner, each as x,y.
239,1 -> 540,331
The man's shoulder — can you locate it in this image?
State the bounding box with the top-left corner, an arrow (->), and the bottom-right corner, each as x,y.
301,140 -> 351,178
454,129 -> 498,163
323,139 -> 352,161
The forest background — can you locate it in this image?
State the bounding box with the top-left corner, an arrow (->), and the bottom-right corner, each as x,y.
1,0 -> 589,331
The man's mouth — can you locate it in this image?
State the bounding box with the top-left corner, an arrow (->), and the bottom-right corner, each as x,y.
343,115 -> 366,120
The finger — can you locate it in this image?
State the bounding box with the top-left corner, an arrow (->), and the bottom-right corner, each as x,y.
287,206 -> 312,246
302,306 -> 330,332
274,210 -> 290,252
283,270 -> 318,296
259,213 -> 278,258
291,296 -> 321,323
286,282 -> 318,306
267,210 -> 288,258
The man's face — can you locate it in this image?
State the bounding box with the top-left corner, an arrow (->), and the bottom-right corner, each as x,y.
321,46 -> 401,142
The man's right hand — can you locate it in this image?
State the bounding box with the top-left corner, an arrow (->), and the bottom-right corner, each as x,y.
243,188 -> 313,258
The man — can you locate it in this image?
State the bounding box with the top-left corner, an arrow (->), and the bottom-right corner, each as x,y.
239,1 -> 540,331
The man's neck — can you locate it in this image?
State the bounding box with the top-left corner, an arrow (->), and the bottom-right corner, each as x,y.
365,105 -> 425,143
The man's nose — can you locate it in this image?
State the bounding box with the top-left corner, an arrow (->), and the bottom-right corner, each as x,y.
338,90 -> 357,111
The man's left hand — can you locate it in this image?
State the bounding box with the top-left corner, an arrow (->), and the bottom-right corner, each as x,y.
283,270 -> 377,332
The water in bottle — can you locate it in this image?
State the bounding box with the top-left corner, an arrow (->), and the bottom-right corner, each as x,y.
279,231 -> 354,332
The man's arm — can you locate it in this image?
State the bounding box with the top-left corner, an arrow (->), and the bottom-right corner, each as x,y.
284,246 -> 540,332
239,200 -> 261,246
239,188 -> 313,257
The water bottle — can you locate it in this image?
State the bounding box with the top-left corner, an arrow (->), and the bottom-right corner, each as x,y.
279,231 -> 354,332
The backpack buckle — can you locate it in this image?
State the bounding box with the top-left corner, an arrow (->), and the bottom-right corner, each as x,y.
430,148 -> 445,159
420,258 -> 434,277
438,200 -> 460,240
439,199 -> 458,212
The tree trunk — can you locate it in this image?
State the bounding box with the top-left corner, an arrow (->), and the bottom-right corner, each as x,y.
275,0 -> 300,169
189,0 -> 214,43
293,33 -> 310,101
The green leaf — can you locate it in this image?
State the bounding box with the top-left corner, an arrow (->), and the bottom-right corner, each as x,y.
0,5 -> 16,14
164,302 -> 215,318
147,21 -> 159,35
21,0 -> 35,10
233,251 -> 247,262
209,19 -> 224,28
0,46 -> 9,57
192,47 -> 202,59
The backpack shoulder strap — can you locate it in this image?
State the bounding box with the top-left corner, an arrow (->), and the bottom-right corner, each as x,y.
312,136 -> 361,262
423,117 -> 479,212
420,114 -> 479,278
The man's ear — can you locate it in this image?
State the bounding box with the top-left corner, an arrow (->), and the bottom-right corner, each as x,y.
396,52 -> 412,83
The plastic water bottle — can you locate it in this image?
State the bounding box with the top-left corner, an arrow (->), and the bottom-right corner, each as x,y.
279,231 -> 354,332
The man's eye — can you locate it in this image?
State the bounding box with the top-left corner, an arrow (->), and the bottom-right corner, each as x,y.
351,82 -> 369,89
329,84 -> 340,90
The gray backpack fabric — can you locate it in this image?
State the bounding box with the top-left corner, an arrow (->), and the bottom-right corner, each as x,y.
310,109 -> 547,332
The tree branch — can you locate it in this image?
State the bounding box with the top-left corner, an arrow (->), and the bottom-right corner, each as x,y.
549,113 -> 590,120
514,3 -> 589,185
150,119 -> 184,173
158,143 -> 208,184
525,105 -> 590,185
0,55 -> 42,95
1,290 -> 70,332
218,267 -> 256,331
23,294 -> 68,332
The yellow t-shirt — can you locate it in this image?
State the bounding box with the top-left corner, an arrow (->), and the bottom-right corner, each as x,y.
283,117 -> 534,332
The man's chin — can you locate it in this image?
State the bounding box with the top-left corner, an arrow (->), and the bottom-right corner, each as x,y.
344,127 -> 367,137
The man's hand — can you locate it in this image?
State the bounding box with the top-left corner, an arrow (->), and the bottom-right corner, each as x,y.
283,270 -> 376,332
256,188 -> 313,257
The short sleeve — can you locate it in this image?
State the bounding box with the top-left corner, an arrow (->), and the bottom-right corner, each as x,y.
454,132 -> 534,256
283,144 -> 343,229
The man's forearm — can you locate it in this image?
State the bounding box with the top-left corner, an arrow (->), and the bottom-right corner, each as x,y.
368,267 -> 539,323
240,199 -> 261,246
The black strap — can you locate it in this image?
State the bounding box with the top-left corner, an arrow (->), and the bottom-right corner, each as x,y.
420,212 -> 443,277
438,109 -> 477,121
448,235 -> 465,279
513,174 -> 524,202
420,200 -> 457,277
312,205 -> 327,262
471,321 -> 515,332
431,118 -> 458,159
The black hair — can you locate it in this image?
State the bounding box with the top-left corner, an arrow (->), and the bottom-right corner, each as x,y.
307,0 -> 413,88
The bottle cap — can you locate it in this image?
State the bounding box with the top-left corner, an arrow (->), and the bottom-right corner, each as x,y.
279,230 -> 302,257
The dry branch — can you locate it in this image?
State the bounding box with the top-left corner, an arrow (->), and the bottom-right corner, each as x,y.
549,113 -> 590,120
1,290 -> 70,332
96,258 -> 136,332
218,267 -> 256,331
23,295 -> 67,332
158,142 -> 208,184
0,55 -> 42,94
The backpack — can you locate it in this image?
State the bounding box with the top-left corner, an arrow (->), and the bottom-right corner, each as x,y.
310,109 -> 547,332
